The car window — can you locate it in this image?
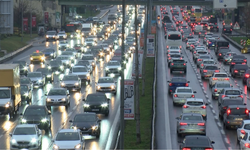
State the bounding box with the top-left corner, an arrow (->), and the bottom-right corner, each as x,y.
48,89 -> 66,96
98,78 -> 114,83
214,74 -> 227,77
72,67 -> 88,72
63,76 -> 78,81
244,124 -> 250,130
204,61 -> 214,64
186,138 -> 209,146
86,95 -> 106,102
173,60 -> 185,63
177,89 -> 192,93
56,132 -> 80,141
187,101 -> 203,106
27,73 -> 42,77
217,83 -> 231,88
225,90 -> 240,95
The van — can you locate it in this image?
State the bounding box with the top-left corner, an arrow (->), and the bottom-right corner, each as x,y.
165,31 -> 182,49
193,25 -> 203,34
215,40 -> 229,52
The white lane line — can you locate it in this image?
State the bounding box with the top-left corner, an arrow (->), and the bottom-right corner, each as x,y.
217,122 -> 221,127
224,137 -> 229,143
68,112 -> 72,117
221,130 -> 225,135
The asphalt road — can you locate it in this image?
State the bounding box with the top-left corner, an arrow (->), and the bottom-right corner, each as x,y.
0,6 -> 134,150
156,6 -> 249,150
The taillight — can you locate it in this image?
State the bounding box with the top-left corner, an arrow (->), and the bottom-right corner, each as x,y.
234,70 -> 238,73
168,54 -> 170,57
180,122 -> 188,126
169,57 -> 172,60
242,62 -> 246,65
201,105 -> 206,109
183,105 -> 188,108
209,42 -> 211,44
239,95 -> 243,98
231,62 -> 235,65
198,122 -> 205,126
214,89 -> 217,92
245,74 -> 250,78
199,32 -> 201,34
169,83 -> 173,86
225,78 -> 229,80
171,63 -> 174,65
191,95 -> 195,98
183,63 -> 186,66
222,95 -> 226,98
244,59 -> 247,62
223,106 -> 227,109
205,149 -> 213,150
230,29 -> 232,31
197,59 -> 202,61
174,94 -> 178,97
245,143 -> 250,148
227,109 -> 231,115
246,109 -> 249,114
215,70 -> 220,72
219,53 -> 222,56
241,130 -> 246,134
201,64 -> 204,66
194,51 -> 196,54
203,70 -> 207,73
212,78 -> 217,80
224,29 -> 226,31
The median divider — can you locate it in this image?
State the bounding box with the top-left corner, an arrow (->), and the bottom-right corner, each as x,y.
100,10 -> 110,19
221,33 -> 243,51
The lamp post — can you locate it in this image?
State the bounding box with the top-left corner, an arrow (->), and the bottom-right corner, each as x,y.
21,0 -> 23,42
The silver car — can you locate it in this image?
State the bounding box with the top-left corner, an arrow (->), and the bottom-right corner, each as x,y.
193,49 -> 209,62
60,74 -> 81,91
105,61 -> 122,77
56,55 -> 72,68
81,54 -> 96,68
57,31 -> 67,40
45,88 -> 70,110
46,30 -> 57,41
199,59 -> 216,69
211,81 -> 232,99
27,72 -> 45,88
223,52 -> 237,64
176,113 -> 206,136
173,87 -> 196,105
237,120 -> 250,143
84,38 -> 96,48
196,55 -> 212,67
71,66 -> 91,84
96,77 -> 116,94
218,88 -> 243,104
167,53 -> 183,66
58,41 -> 69,50
52,129 -> 85,150
9,124 -> 42,150
200,65 -> 220,79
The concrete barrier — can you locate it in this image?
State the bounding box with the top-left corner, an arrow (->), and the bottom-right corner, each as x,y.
100,10 -> 110,19
221,33 -> 243,51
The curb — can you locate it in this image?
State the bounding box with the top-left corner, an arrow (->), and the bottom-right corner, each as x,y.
221,33 -> 243,51
100,10 -> 110,19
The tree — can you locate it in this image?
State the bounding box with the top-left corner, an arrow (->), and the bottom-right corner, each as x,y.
243,5 -> 250,38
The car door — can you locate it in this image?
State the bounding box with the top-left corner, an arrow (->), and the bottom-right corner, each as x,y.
240,132 -> 248,149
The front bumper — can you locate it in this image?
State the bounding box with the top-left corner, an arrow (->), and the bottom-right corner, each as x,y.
0,106 -> 11,115
10,143 -> 40,150
96,87 -> 116,93
84,106 -> 109,114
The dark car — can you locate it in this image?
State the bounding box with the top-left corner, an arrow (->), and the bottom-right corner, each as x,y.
169,59 -> 187,73
20,84 -> 32,104
20,77 -> 33,90
48,60 -> 64,74
222,25 -> 232,34
230,58 -> 246,72
36,68 -> 54,83
43,48 -> 56,59
20,105 -> 51,132
243,69 -> 250,84
13,60 -> 29,76
231,64 -> 249,78
83,93 -> 110,116
167,77 -> 190,94
69,113 -> 101,138
215,41 -> 229,53
217,47 -> 231,60
223,105 -> 249,129
206,38 -> 216,49
218,99 -> 244,119
180,135 -> 215,149
233,55 -> 247,63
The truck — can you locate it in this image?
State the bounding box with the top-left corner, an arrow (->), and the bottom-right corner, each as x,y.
81,23 -> 93,37
0,64 -> 21,118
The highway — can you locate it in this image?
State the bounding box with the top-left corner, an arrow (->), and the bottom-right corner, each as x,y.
0,6 -> 133,150
155,6 -> 249,150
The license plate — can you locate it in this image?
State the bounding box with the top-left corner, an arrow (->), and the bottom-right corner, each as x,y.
240,70 -> 245,72
235,118 -> 243,120
230,96 -> 237,98
92,109 -> 99,111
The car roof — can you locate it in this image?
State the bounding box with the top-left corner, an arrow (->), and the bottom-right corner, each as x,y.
176,87 -> 192,89
184,135 -> 211,146
186,98 -> 204,102
87,93 -> 106,96
58,129 -> 80,133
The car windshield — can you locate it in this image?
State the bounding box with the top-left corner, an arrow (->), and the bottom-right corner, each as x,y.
27,73 -> 42,77
217,83 -> 231,88
36,68 -> 51,74
186,138 -> 209,146
187,101 -> 203,106
56,132 -> 80,141
198,51 -> 207,54
182,115 -> 202,121
205,66 -> 218,70
62,52 -> 73,55
74,115 -> 96,122
126,38 -> 134,42
58,32 -> 65,34
214,74 -> 227,77
63,75 -> 78,81
168,34 -> 181,40
0,90 -> 10,98
170,51 -> 180,54
86,38 -> 94,42
225,90 -> 240,95
222,100 -> 243,105
108,61 -> 120,66
20,78 -> 30,84
24,108 -> 46,115
59,41 -> 67,44
48,89 -> 66,96
73,67 -> 87,72
230,108 -> 246,115
171,78 -> 186,82
177,89 -> 192,93
170,54 -> 181,57
98,78 -> 114,83
44,49 -> 54,52
75,44 -> 82,47
86,95 -> 106,102
13,127 -> 36,135
173,60 -> 185,63
188,40 -> 196,42
47,31 -> 56,35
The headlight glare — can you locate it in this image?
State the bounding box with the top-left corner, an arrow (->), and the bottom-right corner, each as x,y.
24,92 -> 29,96
31,138 -> 37,143
101,103 -> 108,107
5,102 -> 10,108
105,67 -> 109,71
118,67 -> 122,70
53,144 -> 59,150
11,139 -> 17,144
21,118 -> 27,123
75,144 -> 81,149
41,118 -> 47,122
84,104 -> 90,107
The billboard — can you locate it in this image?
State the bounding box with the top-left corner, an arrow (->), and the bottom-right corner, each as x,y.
32,16 -> 36,27
0,0 -> 13,34
147,34 -> 155,57
124,79 -> 135,120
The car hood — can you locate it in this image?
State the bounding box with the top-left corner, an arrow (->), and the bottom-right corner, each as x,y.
106,65 -> 120,69
12,135 -> 38,142
72,72 -> 88,75
29,77 -> 42,82
72,121 -> 96,128
54,141 -> 81,149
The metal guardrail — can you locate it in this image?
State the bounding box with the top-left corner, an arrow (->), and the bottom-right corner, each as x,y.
100,10 -> 110,19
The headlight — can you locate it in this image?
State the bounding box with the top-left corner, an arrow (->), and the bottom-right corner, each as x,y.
71,35 -> 73,38
133,42 -> 136,45
60,65 -> 64,69
23,66 -> 28,70
46,35 -> 49,38
46,98 -> 51,101
77,35 -> 80,38
86,73 -> 90,77
11,139 -> 17,144
91,125 -> 98,130
123,61 -> 126,64
84,103 -> 90,107
67,44 -> 69,47
111,85 -> 115,89
47,75 -> 51,77
97,86 -> 101,89
41,56 -> 45,60
92,62 -> 95,65
125,54 -> 128,58
61,82 -> 65,86
48,66 -> 51,69
61,98 -> 66,101
66,61 -> 69,64
30,57 -> 33,60
50,53 -> 54,56
59,45 -> 61,47
75,82 -> 79,86
21,118 -> 27,123
24,92 -> 29,96
5,102 -> 10,108
101,103 -> 108,107
41,118 -> 48,122
118,67 -> 122,70
38,79 -> 42,83
100,52 -> 104,56
70,56 -> 74,59
105,67 -> 109,71
53,144 -> 59,150
75,144 -> 81,149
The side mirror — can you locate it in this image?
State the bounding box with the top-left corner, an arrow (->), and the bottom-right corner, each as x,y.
186,61 -> 188,63
244,103 -> 247,105
97,120 -> 101,123
67,94 -> 70,96
9,133 -> 12,137
69,120 -> 72,122
82,99 -> 85,101
211,141 -> 215,144
44,93 -> 48,96
193,91 -> 197,93
187,81 -> 190,83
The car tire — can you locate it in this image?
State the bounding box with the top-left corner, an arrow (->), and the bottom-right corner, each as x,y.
184,70 -> 186,73
47,106 -> 51,110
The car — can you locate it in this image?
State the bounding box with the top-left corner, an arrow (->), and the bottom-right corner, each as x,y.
56,55 -> 72,68
193,50 -> 209,62
212,35 -> 220,40
215,40 -> 229,53
239,131 -> 250,149
30,50 -> 45,64
20,77 -> 33,90
206,38 -> 216,49
96,77 -> 116,94
20,105 -> 51,132
61,51 -> 77,61
167,77 -> 190,95
182,98 -> 208,119
36,68 -> 54,83
223,52 -> 237,64
208,72 -> 230,87
182,32 -> 193,41
43,48 -> 57,59
58,41 -> 69,50
45,88 -> 70,110
218,99 -> 244,119
167,53 -> 183,66
105,61 -> 122,77
198,30 -> 206,38
83,93 -> 110,116
229,58 -> 247,72
237,120 -> 250,143
60,74 -> 81,91
200,65 -> 220,79
9,124 -> 42,150
81,54 -> 96,68
48,60 -> 64,75
193,25 -> 203,34
196,55 -> 213,67
45,30 -> 58,41
69,113 -> 101,138
203,35 -> 212,44
12,60 -> 29,76
74,44 -> 84,53
218,88 -> 243,104
231,64 -> 248,78
243,69 -> 250,84
85,38 -> 97,48
52,129 -> 85,150
222,25 -> 233,34
211,81 -> 232,99
186,39 -> 197,50
65,48 -> 80,59
172,87 -> 196,105
180,135 -> 215,150
169,59 -> 187,73
27,72 -> 45,88
185,36 -> 195,42
207,23 -> 219,32
20,84 -> 32,104
217,47 -> 231,60
71,66 -> 91,84
76,60 -> 93,73
199,59 -> 216,69
223,105 -> 249,129
57,31 -> 67,40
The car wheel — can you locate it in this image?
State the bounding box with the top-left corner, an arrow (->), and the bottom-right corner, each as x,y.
47,106 -> 51,110
184,70 -> 186,73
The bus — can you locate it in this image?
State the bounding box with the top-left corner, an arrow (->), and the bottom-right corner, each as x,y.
64,22 -> 82,36
191,6 -> 202,22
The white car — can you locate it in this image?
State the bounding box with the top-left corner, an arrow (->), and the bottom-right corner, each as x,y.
52,129 -> 85,150
239,131 -> 250,150
237,120 -> 250,143
209,72 -> 230,87
182,98 -> 207,120
173,87 -> 197,106
167,50 -> 181,56
9,124 -> 42,149
193,49 -> 209,61
58,41 -> 69,50
199,59 -> 216,69
96,77 -> 116,94
57,31 -> 67,40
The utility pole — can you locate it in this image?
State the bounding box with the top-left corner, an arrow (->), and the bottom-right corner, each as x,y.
148,0 -> 152,34
21,0 -> 23,42
134,3 -> 141,144
120,0 -> 126,148
30,9 -> 32,38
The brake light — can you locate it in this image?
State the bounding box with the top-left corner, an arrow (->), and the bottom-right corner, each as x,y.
242,63 -> 246,65
171,63 -> 174,65
199,32 -> 201,34
185,83 -> 188,86
194,51 -> 196,54
191,95 -> 195,98
215,70 -> 219,72
224,29 -> 226,31
183,105 -> 188,108
230,29 -> 232,31
222,95 -> 226,98
239,95 -> 243,98
227,109 -> 231,115
203,70 -> 207,73
198,59 -> 202,61
180,122 -> 187,126
198,122 -> 205,126
167,46 -> 169,49
174,94 -> 178,97
201,64 -> 204,66
212,78 -> 217,80
246,109 -> 249,114
223,106 -> 227,109
244,59 -> 247,62
169,57 -> 172,60
182,148 -> 191,150
245,74 -> 250,78
201,105 -> 206,109
225,78 -> 229,80
219,53 -> 222,56
183,63 -> 186,66
241,130 -> 246,134
205,149 -> 213,150
231,62 -> 235,65
214,89 -> 217,92
209,42 -> 211,44
169,83 -> 173,86
234,70 -> 238,73
168,54 -> 170,57
245,143 -> 250,148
